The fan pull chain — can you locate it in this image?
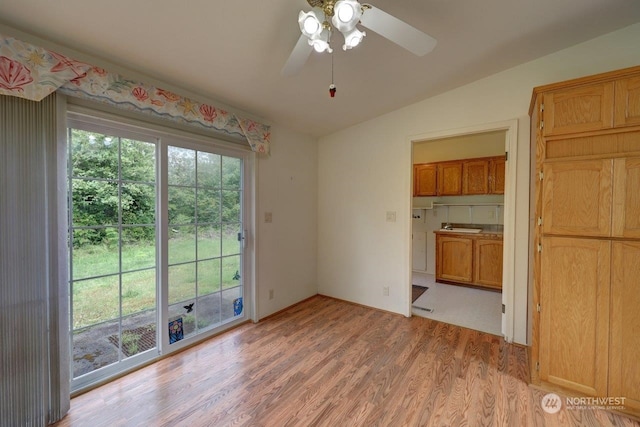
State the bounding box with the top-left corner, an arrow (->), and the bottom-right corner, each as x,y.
329,52 -> 336,98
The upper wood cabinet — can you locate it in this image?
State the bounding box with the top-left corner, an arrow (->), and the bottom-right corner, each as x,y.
542,159 -> 613,237
614,76 -> 640,128
414,164 -> 437,196
462,159 -> 489,195
541,157 -> 640,239
489,156 -> 505,194
437,162 -> 463,195
612,157 -> 640,238
543,82 -> 614,136
414,155 -> 505,197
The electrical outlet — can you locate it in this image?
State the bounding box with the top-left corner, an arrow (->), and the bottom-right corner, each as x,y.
383,286 -> 389,296
269,289 -> 274,300
265,212 -> 273,223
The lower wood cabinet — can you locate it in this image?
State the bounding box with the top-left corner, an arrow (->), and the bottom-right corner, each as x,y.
610,241 -> 640,413
436,235 -> 473,283
539,237 -> 640,413
474,239 -> 504,289
540,237 -> 610,396
435,232 -> 503,290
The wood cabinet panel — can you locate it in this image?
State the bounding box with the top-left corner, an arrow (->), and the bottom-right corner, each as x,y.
414,164 -> 437,196
614,76 -> 640,128
435,233 -> 503,290
474,238 -> 503,289
437,162 -> 463,195
489,156 -> 506,194
612,157 -> 640,238
542,159 -> 612,237
436,235 -> 473,283
610,241 -> 640,413
462,160 -> 489,195
544,82 -> 614,136
540,237 -> 610,396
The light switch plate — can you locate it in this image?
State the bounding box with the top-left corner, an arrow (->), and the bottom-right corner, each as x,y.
386,211 -> 396,222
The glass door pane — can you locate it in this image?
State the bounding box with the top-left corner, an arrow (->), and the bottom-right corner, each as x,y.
167,146 -> 244,344
68,127 -> 157,385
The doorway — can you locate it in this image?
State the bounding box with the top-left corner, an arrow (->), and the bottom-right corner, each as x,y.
409,120 -> 518,341
67,110 -> 252,392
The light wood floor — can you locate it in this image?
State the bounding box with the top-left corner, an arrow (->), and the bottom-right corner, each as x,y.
54,296 -> 639,427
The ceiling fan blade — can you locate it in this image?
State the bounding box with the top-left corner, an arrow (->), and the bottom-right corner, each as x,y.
359,5 -> 437,56
281,34 -> 313,76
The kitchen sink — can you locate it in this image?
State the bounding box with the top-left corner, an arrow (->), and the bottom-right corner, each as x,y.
439,228 -> 483,233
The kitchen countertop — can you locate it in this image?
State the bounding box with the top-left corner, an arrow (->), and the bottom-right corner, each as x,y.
434,229 -> 503,238
433,223 -> 503,238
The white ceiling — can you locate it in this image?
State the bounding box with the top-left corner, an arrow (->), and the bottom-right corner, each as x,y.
1,0 -> 640,138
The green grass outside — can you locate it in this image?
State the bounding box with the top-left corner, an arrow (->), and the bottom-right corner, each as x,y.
71,234 -> 242,330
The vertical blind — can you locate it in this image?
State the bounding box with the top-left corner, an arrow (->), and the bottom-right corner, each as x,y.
0,93 -> 70,425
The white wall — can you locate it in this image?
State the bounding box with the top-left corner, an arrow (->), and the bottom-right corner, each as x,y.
413,131 -> 505,163
256,125 -> 318,319
318,23 -> 640,345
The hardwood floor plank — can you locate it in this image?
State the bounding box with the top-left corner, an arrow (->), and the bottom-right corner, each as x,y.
53,296 -> 639,427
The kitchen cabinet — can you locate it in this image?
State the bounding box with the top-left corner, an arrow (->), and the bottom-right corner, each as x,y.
474,237 -> 504,289
437,161 -> 463,195
414,164 -> 437,196
462,159 -> 489,195
489,156 -> 505,194
531,65 -> 640,418
436,235 -> 473,283
435,231 -> 503,290
414,155 -> 506,197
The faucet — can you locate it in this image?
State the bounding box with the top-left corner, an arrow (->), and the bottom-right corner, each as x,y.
443,223 -> 453,230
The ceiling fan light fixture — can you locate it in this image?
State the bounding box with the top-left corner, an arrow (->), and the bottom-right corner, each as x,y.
332,0 -> 363,33
298,9 -> 324,38
342,28 -> 366,50
309,27 -> 334,53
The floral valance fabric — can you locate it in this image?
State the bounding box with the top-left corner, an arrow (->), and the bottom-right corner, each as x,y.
0,33 -> 270,154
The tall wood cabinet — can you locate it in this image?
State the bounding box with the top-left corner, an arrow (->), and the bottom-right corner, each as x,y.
530,65 -> 640,417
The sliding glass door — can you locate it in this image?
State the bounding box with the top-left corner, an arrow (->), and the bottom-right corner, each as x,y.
68,125 -> 158,386
68,112 -> 250,391
165,145 -> 245,343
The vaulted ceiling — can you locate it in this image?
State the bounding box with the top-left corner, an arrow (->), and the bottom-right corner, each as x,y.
1,0 -> 639,137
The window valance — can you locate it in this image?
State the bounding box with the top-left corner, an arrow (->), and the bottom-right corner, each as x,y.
0,33 -> 270,154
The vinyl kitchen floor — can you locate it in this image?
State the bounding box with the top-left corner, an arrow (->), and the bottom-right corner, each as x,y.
411,272 -> 502,336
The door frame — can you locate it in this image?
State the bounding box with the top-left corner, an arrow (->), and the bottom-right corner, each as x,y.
66,103 -> 257,392
408,119 -> 519,342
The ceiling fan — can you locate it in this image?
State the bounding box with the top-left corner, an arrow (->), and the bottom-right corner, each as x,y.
282,0 -> 437,76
